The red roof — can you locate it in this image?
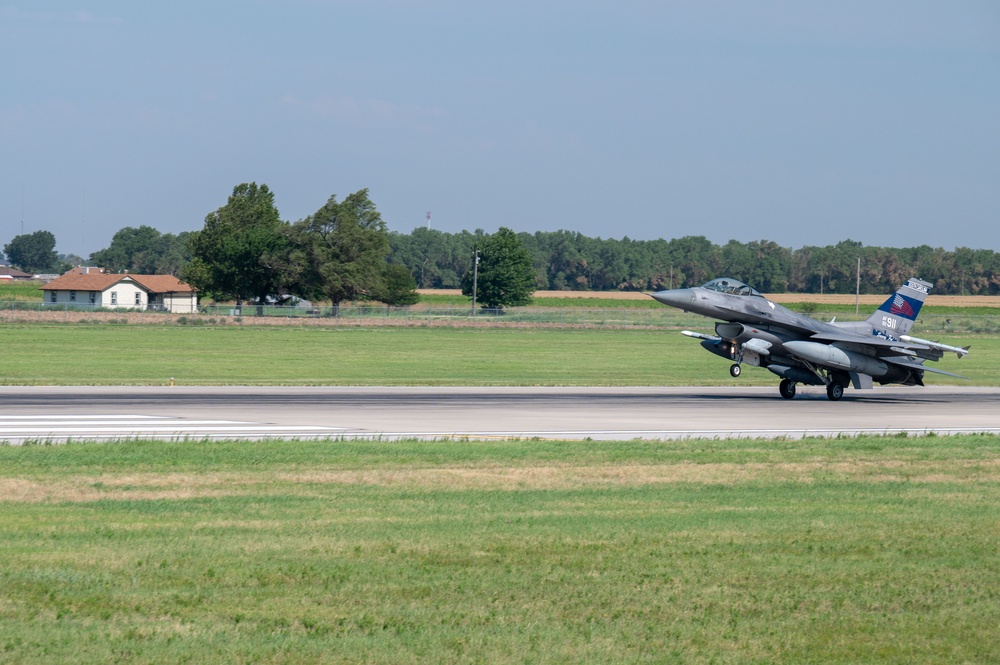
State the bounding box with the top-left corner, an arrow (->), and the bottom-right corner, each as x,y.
0,266 -> 33,278
41,273 -> 197,293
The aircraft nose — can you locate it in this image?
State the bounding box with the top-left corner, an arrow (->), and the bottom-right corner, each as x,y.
651,288 -> 695,309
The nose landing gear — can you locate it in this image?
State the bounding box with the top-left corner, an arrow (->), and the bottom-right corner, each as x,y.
727,342 -> 744,378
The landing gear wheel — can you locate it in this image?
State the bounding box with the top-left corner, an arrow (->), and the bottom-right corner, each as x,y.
779,379 -> 796,399
729,364 -> 742,378
826,383 -> 844,401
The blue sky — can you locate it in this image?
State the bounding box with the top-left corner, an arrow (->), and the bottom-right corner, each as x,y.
2,1 -> 998,258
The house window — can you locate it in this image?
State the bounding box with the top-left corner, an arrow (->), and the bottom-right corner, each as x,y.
70,290 -> 76,301
135,292 -> 142,306
50,291 -> 57,303
111,292 -> 117,305
90,292 -> 96,304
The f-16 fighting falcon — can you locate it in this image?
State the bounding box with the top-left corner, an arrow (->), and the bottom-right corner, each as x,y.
651,277 -> 970,400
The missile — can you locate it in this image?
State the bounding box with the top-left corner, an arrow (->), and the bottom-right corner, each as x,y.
784,341 -> 889,378
900,335 -> 970,358
682,330 -> 720,341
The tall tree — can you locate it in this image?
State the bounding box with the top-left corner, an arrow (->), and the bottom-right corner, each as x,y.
461,227 -> 536,309
289,189 -> 391,305
3,230 -> 62,273
184,183 -> 289,311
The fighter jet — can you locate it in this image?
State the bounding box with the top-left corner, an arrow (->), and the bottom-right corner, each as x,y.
651,277 -> 969,400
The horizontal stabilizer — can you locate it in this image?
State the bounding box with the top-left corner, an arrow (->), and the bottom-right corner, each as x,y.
883,356 -> 969,379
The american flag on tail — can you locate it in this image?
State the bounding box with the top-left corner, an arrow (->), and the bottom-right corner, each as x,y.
890,294 -> 915,317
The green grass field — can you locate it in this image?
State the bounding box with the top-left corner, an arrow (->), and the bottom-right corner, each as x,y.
1,435 -> 997,663
0,324 -> 992,386
2,312 -> 996,662
0,279 -> 45,301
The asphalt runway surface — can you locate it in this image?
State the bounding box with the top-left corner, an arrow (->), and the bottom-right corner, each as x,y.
1,385 -> 999,443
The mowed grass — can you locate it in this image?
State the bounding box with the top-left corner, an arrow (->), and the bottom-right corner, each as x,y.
417,293 -> 665,308
0,324 -> 993,386
1,435 -> 998,663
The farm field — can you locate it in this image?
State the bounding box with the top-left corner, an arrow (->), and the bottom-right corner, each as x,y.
0,324 -> 992,386
1,435 -> 997,663
417,288 -> 1000,311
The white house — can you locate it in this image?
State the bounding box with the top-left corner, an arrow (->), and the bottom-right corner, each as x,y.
41,273 -> 199,313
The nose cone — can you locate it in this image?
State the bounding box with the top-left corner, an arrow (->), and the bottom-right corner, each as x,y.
651,288 -> 696,310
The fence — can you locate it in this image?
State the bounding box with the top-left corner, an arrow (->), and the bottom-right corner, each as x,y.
2,300 -> 998,334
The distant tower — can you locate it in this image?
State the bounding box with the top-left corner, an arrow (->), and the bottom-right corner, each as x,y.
426,211 -> 431,230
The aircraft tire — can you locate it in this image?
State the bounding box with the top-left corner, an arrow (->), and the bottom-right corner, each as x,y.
779,379 -> 796,399
729,364 -> 741,378
826,383 -> 844,401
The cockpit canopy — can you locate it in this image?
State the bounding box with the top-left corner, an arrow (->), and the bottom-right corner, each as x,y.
700,278 -> 762,297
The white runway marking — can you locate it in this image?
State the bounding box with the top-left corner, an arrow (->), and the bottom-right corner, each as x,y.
0,414 -> 347,444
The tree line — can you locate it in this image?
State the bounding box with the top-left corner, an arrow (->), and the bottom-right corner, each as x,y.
391,230 -> 1000,296
5,186 -> 1000,298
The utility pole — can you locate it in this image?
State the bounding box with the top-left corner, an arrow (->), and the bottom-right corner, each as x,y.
471,248 -> 480,316
855,257 -> 861,316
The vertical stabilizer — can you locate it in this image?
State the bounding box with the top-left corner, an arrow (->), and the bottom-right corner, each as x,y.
867,278 -> 931,339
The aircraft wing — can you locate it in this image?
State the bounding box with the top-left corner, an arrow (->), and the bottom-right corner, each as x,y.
809,330 -> 907,349
810,331 -> 969,363
808,330 -> 943,357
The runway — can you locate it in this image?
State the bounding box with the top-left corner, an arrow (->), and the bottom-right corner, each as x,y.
1,385 -> 999,443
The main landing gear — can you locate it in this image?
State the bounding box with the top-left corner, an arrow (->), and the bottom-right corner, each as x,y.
779,379 -> 796,399
776,378 -> 844,401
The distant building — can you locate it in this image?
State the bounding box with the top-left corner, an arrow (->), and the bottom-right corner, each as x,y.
66,266 -> 108,275
0,266 -> 34,280
41,273 -> 198,313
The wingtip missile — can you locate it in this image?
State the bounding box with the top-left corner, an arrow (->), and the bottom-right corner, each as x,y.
899,335 -> 970,358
